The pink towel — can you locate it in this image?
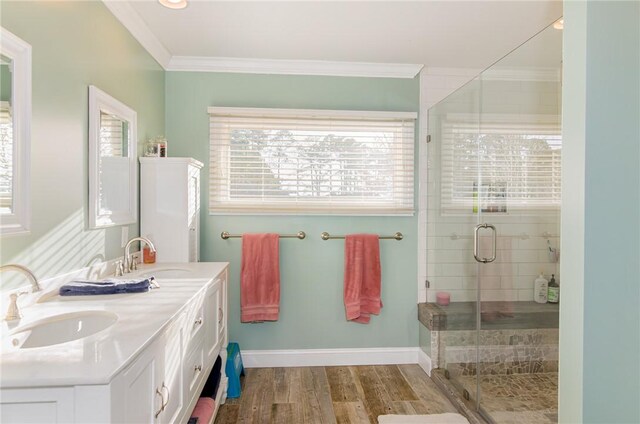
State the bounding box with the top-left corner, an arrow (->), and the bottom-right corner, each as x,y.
344,234 -> 382,324
241,233 -> 280,322
191,397 -> 215,423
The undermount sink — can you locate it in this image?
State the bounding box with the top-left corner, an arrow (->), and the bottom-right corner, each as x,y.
137,267 -> 192,279
9,311 -> 118,349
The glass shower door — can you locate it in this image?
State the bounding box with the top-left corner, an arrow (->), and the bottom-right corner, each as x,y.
427,19 -> 562,424
426,76 -> 482,406
475,22 -> 562,423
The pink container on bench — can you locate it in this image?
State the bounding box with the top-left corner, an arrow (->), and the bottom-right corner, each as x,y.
436,292 -> 451,306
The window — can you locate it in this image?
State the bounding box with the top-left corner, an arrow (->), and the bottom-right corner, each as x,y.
209,107 -> 416,215
0,102 -> 12,214
0,28 -> 31,236
440,114 -> 561,214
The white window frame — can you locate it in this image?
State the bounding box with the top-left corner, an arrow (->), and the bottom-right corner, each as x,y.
440,113 -> 561,215
208,107 -> 417,216
0,28 -> 31,236
88,85 -> 138,229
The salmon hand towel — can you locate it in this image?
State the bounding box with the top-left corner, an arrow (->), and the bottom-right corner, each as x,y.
344,234 -> 382,324
241,233 -> 280,323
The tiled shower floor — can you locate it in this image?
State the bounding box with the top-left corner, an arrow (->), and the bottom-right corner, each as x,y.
458,373 -> 558,424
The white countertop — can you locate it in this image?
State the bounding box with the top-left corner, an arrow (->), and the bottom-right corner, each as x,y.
0,262 -> 228,389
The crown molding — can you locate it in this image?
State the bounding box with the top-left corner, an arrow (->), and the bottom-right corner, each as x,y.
103,0 -> 423,78
167,56 -> 424,79
102,0 -> 172,69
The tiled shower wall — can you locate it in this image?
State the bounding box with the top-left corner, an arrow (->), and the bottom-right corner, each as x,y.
418,68 -> 561,303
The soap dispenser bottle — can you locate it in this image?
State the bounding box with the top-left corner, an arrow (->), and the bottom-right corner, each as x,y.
547,274 -> 559,303
534,273 -> 548,303
143,234 -> 157,264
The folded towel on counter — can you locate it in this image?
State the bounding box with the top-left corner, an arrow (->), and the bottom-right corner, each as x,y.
241,233 -> 280,322
59,278 -> 154,296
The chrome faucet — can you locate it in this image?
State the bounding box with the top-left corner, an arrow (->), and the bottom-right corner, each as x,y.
0,264 -> 41,321
123,237 -> 156,274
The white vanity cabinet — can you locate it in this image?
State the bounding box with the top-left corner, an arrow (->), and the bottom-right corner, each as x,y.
0,264 -> 229,424
140,158 -> 203,263
112,275 -> 228,424
115,312 -> 186,424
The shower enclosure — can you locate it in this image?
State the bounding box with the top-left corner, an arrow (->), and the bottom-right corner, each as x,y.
424,21 -> 562,424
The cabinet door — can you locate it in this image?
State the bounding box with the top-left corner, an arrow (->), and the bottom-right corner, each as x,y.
183,339 -> 206,407
205,279 -> 222,363
120,343 -> 164,424
187,166 -> 200,262
0,388 -> 75,423
159,315 -> 185,424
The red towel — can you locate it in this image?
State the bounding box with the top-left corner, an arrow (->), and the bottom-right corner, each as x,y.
241,233 -> 280,322
344,234 -> 382,324
191,397 -> 215,423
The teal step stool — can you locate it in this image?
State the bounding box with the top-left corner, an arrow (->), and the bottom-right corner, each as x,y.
226,342 -> 244,398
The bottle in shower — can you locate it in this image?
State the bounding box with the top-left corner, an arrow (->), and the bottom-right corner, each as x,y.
534,273 -> 548,303
547,274 -> 559,303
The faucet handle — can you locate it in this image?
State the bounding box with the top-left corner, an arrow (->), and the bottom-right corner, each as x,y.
114,260 -> 124,277
5,291 -> 28,321
131,254 -> 139,271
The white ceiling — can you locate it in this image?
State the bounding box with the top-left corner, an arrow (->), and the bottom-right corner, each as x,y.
114,0 -> 563,75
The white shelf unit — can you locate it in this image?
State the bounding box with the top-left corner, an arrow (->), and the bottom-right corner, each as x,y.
140,157 -> 203,263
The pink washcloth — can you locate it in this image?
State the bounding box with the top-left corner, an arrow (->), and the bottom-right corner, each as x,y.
191,397 -> 215,423
241,233 -> 280,322
344,234 -> 382,324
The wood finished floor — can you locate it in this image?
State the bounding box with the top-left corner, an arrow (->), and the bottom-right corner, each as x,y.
214,365 -> 458,424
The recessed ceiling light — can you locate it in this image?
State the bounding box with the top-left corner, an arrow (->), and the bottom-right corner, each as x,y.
553,19 -> 564,30
159,0 -> 187,10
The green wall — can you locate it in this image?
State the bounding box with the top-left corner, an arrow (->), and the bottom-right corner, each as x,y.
561,1 -> 640,423
0,2 -> 164,283
166,72 -> 419,349
582,2 -> 640,422
0,64 -> 10,103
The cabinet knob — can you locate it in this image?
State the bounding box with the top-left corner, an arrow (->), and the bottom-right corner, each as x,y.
194,364 -> 202,372
218,308 -> 223,324
194,317 -> 203,326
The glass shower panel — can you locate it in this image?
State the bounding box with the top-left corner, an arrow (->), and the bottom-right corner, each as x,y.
476,23 -> 562,424
426,77 -> 482,401
426,19 -> 562,424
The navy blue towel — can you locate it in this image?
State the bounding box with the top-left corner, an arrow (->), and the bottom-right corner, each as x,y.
200,356 -> 223,399
59,278 -> 152,296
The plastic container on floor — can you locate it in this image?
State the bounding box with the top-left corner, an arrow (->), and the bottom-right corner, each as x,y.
225,342 -> 245,398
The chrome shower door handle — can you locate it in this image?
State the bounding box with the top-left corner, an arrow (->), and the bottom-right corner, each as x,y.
473,224 -> 482,263
473,223 -> 497,263
486,223 -> 497,263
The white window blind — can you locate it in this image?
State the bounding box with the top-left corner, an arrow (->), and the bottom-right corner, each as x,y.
99,111 -> 124,157
0,103 -> 13,213
209,107 -> 416,215
441,116 -> 561,213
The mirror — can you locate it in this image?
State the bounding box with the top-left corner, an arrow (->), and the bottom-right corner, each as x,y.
88,85 -> 137,228
0,28 -> 31,236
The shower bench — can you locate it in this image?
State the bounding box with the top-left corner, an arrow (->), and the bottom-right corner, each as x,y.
418,301 -> 559,373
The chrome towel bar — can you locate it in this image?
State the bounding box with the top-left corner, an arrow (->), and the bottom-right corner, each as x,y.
320,232 -> 403,241
220,231 -> 306,240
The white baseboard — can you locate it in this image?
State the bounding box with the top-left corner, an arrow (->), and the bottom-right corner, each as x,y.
242,347 -> 419,368
418,348 -> 432,377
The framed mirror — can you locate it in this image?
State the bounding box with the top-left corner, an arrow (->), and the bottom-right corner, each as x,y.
88,85 -> 137,229
0,28 -> 31,236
